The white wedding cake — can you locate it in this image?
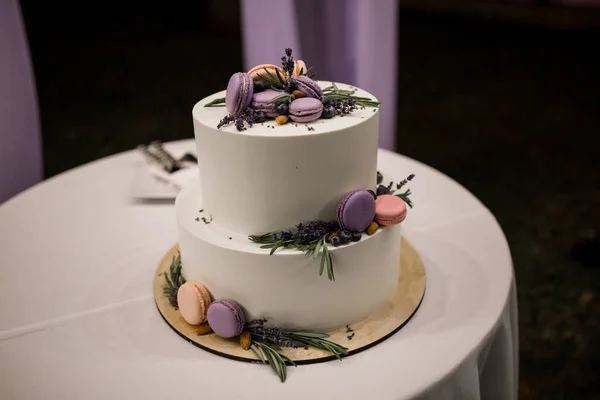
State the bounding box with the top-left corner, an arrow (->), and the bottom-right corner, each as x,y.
173,51 -> 413,333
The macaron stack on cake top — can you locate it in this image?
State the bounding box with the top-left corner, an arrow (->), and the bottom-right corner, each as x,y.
170,48 -> 417,352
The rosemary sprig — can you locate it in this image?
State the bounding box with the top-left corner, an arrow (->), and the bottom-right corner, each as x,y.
251,342 -> 296,382
275,68 -> 286,86
246,319 -> 347,381
395,188 -> 414,208
295,66 -> 316,79
272,93 -> 295,105
160,252 -> 186,308
257,67 -> 285,89
248,221 -> 338,281
204,97 -> 226,107
283,332 -> 348,360
322,82 -> 380,108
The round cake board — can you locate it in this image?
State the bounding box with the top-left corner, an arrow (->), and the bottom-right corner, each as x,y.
153,237 -> 426,364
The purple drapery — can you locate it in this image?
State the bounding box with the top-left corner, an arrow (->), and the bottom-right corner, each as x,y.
240,0 -> 399,151
0,0 -> 42,203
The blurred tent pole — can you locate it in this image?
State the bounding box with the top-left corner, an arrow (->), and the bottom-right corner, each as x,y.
240,0 -> 399,151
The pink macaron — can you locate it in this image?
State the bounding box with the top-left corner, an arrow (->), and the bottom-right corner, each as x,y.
177,281 -> 213,325
374,195 -> 408,226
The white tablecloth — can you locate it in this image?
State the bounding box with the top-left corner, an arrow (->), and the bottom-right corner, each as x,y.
0,141 -> 518,400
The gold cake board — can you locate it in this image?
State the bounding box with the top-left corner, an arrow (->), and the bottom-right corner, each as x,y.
154,237 -> 426,364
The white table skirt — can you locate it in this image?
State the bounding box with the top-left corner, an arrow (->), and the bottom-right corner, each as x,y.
0,141 -> 518,399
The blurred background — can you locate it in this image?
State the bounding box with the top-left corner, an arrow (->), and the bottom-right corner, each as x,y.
8,0 -> 600,398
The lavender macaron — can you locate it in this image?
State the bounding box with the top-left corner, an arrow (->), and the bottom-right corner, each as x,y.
207,300 -> 245,338
295,76 -> 323,99
337,189 -> 376,232
250,89 -> 280,117
289,98 -> 323,123
226,72 -> 253,115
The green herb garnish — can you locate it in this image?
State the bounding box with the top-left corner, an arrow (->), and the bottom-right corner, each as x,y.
160,252 -> 186,308
272,93 -> 296,105
283,331 -> 348,360
248,221 -> 338,281
322,82 -> 380,108
257,67 -> 285,89
379,173 -> 416,208
250,342 -> 296,382
247,319 -> 348,382
204,97 -> 226,107
395,188 -> 414,208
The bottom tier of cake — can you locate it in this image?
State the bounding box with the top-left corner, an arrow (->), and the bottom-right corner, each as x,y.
175,180 -> 402,332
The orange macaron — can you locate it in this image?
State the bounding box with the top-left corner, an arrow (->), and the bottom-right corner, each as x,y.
292,60 -> 308,77
248,64 -> 285,82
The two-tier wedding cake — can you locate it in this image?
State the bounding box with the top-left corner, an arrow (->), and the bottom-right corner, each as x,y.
159,48 -> 417,381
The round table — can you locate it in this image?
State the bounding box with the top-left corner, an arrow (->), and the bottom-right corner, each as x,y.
0,140 -> 518,400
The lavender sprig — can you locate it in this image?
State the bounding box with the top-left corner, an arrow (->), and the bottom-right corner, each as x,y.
217,108 -> 255,131
376,173 -> 416,208
396,174 -> 415,190
332,99 -> 358,116
160,252 -> 186,309
247,319 -> 347,382
249,220 -> 338,281
248,320 -> 348,357
281,48 -> 295,78
247,324 -> 301,349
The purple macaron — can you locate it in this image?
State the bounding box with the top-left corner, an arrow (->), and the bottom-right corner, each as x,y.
295,76 -> 323,99
226,72 -> 254,115
249,89 -> 280,117
288,98 -> 323,123
207,300 -> 245,338
337,190 -> 376,232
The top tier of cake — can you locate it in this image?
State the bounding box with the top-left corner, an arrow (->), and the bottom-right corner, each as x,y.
191,82 -> 379,235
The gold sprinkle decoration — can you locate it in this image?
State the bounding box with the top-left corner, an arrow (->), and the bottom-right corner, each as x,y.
240,331 -> 252,350
327,229 -> 342,242
195,322 -> 213,336
366,221 -> 379,235
292,90 -> 306,98
275,115 -> 289,125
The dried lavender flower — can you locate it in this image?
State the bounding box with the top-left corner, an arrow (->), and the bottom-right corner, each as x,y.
281,48 -> 295,77
331,99 -> 358,116
217,108 -> 255,131
396,174 -> 416,190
